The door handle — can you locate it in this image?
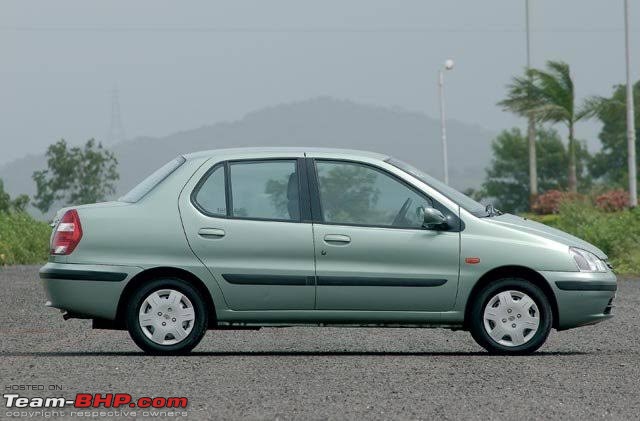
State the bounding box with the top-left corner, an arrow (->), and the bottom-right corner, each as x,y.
198,228 -> 226,238
324,234 -> 351,245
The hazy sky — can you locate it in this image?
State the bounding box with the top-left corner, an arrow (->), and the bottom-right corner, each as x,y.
0,0 -> 637,165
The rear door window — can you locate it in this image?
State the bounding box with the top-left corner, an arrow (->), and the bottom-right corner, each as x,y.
229,160 -> 300,221
193,165 -> 227,216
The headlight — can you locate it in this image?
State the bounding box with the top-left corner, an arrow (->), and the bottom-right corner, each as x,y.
569,247 -> 608,272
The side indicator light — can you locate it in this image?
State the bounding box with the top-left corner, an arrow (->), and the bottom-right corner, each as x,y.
465,257 -> 480,264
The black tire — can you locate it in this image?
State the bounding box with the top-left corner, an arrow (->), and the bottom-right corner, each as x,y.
469,278 -> 553,355
126,278 -> 208,355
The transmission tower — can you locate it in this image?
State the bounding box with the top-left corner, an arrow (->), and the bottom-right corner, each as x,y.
107,87 -> 125,145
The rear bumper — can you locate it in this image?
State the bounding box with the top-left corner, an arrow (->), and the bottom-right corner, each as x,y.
540,270 -> 617,330
40,262 -> 142,320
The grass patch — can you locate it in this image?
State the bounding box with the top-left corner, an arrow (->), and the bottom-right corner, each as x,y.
525,204 -> 640,275
0,212 -> 51,265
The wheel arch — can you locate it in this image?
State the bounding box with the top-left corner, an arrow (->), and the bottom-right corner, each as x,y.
116,266 -> 217,329
463,265 -> 559,329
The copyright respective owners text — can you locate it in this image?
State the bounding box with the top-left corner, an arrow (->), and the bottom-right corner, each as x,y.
3,384 -> 189,418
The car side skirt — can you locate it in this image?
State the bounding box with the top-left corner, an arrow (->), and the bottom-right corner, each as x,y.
214,309 -> 465,327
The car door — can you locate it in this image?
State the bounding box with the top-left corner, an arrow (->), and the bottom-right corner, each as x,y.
308,158 -> 460,311
179,156 -> 316,311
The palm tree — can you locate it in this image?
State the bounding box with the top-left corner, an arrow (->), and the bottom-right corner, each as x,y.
500,61 -> 589,193
498,70 -> 538,206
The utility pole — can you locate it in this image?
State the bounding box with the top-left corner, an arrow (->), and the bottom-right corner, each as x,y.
624,0 -> 637,207
438,59 -> 454,185
526,0 -> 538,206
107,87 -> 125,145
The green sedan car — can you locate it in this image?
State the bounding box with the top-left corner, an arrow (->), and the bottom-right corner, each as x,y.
40,148 -> 616,355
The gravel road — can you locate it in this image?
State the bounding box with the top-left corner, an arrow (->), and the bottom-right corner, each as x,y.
1,265 -> 639,420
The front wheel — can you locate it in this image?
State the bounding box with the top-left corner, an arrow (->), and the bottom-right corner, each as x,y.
126,278 -> 208,355
469,278 -> 553,355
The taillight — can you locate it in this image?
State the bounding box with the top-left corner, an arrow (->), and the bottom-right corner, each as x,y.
51,209 -> 83,255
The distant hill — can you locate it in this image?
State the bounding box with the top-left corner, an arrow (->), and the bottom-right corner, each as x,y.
0,97 -> 495,216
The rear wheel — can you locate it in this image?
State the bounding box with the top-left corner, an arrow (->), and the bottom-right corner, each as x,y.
126,278 -> 208,355
469,278 -> 552,355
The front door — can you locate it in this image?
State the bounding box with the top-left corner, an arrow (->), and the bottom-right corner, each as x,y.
180,157 -> 316,310
309,159 -> 460,311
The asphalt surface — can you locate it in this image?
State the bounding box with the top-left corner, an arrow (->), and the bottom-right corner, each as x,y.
1,265 -> 639,420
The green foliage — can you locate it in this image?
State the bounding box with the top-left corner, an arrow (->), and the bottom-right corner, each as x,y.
499,61 -> 596,193
0,181 -> 9,213
481,127 -> 590,213
553,202 -> 640,274
0,179 -> 29,213
0,212 -> 51,265
33,139 -> 119,213
11,194 -> 30,212
588,81 -> 640,186
500,61 -> 574,123
527,203 -> 640,275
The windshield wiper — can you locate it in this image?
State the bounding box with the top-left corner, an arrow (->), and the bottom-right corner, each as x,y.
485,204 -> 502,217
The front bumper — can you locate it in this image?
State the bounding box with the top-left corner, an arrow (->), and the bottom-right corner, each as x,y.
540,270 -> 617,330
40,262 -> 142,320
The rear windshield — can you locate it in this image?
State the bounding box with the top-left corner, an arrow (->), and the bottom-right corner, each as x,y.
119,156 -> 186,203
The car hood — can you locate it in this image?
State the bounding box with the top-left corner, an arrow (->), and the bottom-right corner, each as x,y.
486,213 -> 607,260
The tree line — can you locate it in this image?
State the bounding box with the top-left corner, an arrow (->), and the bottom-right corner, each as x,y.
0,139 -> 118,215
475,60 -> 639,213
1,63 -> 637,217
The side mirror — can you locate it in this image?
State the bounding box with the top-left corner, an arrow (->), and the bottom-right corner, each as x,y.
420,206 -> 448,230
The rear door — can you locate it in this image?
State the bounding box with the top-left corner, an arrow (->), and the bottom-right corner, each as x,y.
179,155 -> 316,310
308,158 -> 461,311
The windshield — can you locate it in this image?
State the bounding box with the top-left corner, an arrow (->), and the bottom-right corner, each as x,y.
119,156 -> 186,203
386,157 -> 489,217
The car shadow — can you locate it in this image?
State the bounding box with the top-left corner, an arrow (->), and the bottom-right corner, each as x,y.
0,350 -> 588,357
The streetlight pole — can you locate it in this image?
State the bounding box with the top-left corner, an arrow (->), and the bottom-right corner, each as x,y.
526,0 -> 538,204
624,0 -> 637,207
438,59 -> 454,185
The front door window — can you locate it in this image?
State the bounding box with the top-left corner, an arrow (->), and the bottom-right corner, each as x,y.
315,161 -> 432,228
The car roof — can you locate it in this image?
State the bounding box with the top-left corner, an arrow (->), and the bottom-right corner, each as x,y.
182,147 -> 389,161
